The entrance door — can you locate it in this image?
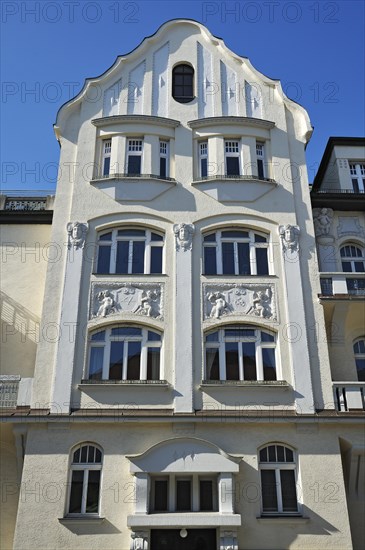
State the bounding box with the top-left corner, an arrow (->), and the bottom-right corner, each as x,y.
151,529 -> 216,550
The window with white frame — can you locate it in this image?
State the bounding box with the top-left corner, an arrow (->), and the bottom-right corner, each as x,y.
349,162 -> 365,192
102,139 -> 111,176
354,338 -> 365,381
150,474 -> 218,513
225,140 -> 240,176
203,229 -> 269,275
126,139 -> 143,175
68,443 -> 102,515
96,228 -> 164,274
88,326 -> 162,381
204,326 -> 277,382
199,141 -> 208,178
159,140 -> 169,178
256,141 -> 265,179
340,244 -> 365,272
259,444 -> 299,515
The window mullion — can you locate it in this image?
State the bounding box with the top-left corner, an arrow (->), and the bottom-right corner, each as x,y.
219,333 -> 226,380
128,240 -> 133,274
81,469 -> 89,514
169,474 -> 175,512
103,333 -> 111,380
217,232 -> 223,274
122,340 -> 128,380
110,231 -> 117,273
234,241 -> 239,275
140,331 -> 148,380
276,468 -> 283,513
256,335 -> 264,381
239,342 -> 244,380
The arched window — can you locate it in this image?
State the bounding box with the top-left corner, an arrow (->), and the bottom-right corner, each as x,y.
259,444 -> 298,514
68,443 -> 102,515
354,339 -> 365,381
203,229 -> 269,275
340,244 -> 365,273
96,228 -> 164,274
204,326 -> 276,382
88,325 -> 162,381
172,64 -> 194,103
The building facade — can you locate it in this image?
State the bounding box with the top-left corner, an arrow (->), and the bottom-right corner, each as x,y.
1,20 -> 364,550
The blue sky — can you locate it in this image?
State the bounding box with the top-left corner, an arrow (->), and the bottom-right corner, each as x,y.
1,0 -> 364,191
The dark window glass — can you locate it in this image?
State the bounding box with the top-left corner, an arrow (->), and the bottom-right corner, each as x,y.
276,446 -> 285,462
237,242 -> 250,275
81,446 -> 88,463
285,448 -> 294,462
91,331 -> 105,342
148,331 -> 161,341
112,327 -> 141,336
116,241 -> 129,273
172,64 -> 194,103
127,155 -> 141,175
257,158 -> 264,179
206,331 -> 219,342
147,348 -> 160,380
222,242 -> 235,274
204,233 -> 216,242
151,232 -> 163,241
103,156 -> 111,176
69,471 -> 84,513
261,470 -> 277,512
150,246 -> 163,274
118,229 -> 145,237
226,156 -> 240,176
268,445 -> 276,462
222,230 -> 249,238
200,480 -> 213,511
280,470 -> 297,512
99,232 -> 112,241
255,234 -> 267,243
126,341 -> 141,380
176,479 -> 191,511
87,446 -> 96,463
225,328 -> 255,339
201,158 -> 208,178
260,448 -> 268,462
225,342 -> 239,380
263,348 -> 276,381
341,261 -> 352,272
109,341 -> 124,379
97,246 -> 111,273
355,261 -> 365,272
206,348 -> 220,380
261,332 -> 274,343
204,246 -> 217,275
356,359 -> 365,381
73,448 -> 80,463
256,248 -> 269,275
154,480 -> 168,511
352,179 -> 360,192
95,449 -> 102,463
89,347 -> 104,380
160,157 -> 167,179
86,470 -> 100,513
242,342 -> 256,380
131,241 -> 145,274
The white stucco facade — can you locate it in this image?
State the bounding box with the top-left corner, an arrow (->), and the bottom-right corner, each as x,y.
1,20 -> 364,550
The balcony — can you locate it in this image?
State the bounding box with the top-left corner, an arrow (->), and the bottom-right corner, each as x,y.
90,173 -> 176,202
0,190 -> 54,223
311,188 -> 365,211
0,376 -> 33,409
320,273 -> 365,297
333,383 -> 365,411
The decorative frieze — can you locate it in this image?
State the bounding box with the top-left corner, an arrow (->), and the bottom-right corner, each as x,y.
90,283 -> 163,320
203,283 -> 277,321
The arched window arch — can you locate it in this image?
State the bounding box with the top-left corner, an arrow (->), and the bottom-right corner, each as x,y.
204,325 -> 277,382
68,443 -> 103,515
340,243 -> 365,273
259,443 -> 299,515
88,325 -> 162,381
353,338 -> 365,381
203,228 -> 270,275
172,64 -> 194,103
96,227 -> 164,274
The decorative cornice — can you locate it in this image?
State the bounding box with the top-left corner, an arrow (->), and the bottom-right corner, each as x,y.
92,114 -> 180,128
188,116 -> 275,130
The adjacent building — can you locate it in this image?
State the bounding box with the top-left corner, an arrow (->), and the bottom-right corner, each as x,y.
1,20 -> 364,550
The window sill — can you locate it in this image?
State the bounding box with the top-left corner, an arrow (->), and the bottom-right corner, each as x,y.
256,515 -> 309,524
200,380 -> 290,389
79,380 -> 170,390
127,512 -> 241,528
59,516 -> 105,525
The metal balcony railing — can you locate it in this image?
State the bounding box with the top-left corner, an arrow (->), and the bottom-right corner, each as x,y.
315,189 -> 365,194
193,174 -> 276,183
333,383 -> 365,411
0,376 -> 20,408
92,173 -> 176,182
320,273 -> 365,296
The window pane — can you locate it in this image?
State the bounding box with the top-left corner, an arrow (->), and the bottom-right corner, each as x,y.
69,470 -> 84,513
225,328 -> 255,339
103,156 -> 110,176
206,348 -> 220,380
86,470 -> 101,513
89,347 -> 104,380
99,232 -> 112,241
204,246 -> 217,275
260,448 -> 268,462
204,233 -> 216,242
151,232 -> 163,241
176,480 -> 191,511
222,242 -> 235,274
160,157 -> 167,178
87,446 -> 96,463
242,342 -> 257,380
95,449 -> 102,463
116,241 -> 129,273
255,234 -> 267,243
132,241 -> 145,274
154,480 -> 168,511
225,342 -> 239,380
355,261 -> 365,272
73,448 -> 80,463
109,341 -> 124,379
268,445 -> 276,462
147,348 -> 160,380
257,158 -> 264,179
118,229 -> 145,237
237,242 -> 250,275
91,331 -> 105,342
81,446 -> 88,463
261,470 -> 278,512
150,246 -> 163,274
201,158 -> 208,178
256,248 -> 269,275
222,230 -> 249,238
356,358 -> 365,381
97,246 -> 111,273
206,331 -> 219,342
127,155 -> 141,175
276,446 -> 285,462
111,327 -> 142,337
200,480 -> 213,511
226,156 -> 240,176
285,448 -> 294,462
280,470 -> 298,512
148,331 -> 161,341
263,348 -> 276,381
126,341 -> 141,380
261,332 -> 274,342
342,261 -> 352,272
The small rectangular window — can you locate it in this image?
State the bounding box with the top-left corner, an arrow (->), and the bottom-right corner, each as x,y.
261,470 -> 278,512
127,139 -> 143,175
256,141 -> 265,179
225,140 -> 240,176
200,480 -> 214,511
199,141 -> 208,178
159,140 -> 169,178
176,479 -> 192,511
102,140 -> 111,176
154,479 -> 169,511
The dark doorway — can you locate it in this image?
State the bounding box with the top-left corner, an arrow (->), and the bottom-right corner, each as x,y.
151,529 -> 216,550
